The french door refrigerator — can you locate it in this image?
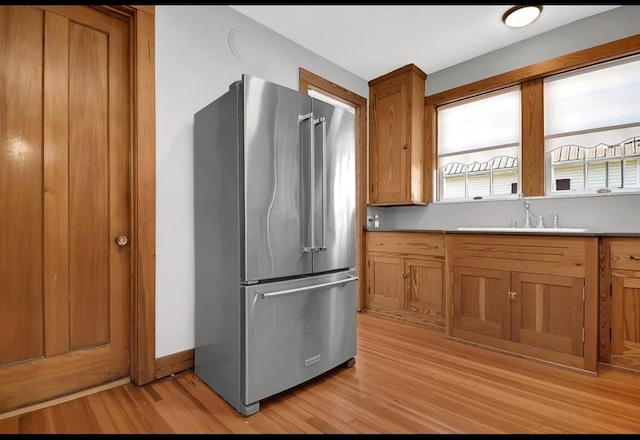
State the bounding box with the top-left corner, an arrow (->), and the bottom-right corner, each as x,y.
193,74 -> 357,416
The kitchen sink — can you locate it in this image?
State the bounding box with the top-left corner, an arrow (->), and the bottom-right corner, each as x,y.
456,227 -> 590,233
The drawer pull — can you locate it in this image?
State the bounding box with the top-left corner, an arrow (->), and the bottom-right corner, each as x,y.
630,255 -> 640,260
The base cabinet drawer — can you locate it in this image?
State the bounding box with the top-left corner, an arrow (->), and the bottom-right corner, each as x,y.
610,242 -> 640,271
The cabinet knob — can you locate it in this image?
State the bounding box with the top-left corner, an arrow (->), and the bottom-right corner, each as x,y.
403,273 -> 408,279
402,145 -> 408,150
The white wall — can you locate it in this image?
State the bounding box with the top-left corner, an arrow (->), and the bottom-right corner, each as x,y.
155,6 -> 368,358
371,5 -> 640,235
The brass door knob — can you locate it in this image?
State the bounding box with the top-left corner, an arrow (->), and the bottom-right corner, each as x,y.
115,235 -> 129,248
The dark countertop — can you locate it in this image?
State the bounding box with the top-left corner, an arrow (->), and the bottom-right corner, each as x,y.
367,228 -> 447,234
365,228 -> 640,237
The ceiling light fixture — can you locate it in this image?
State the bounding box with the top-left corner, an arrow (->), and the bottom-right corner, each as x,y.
502,5 -> 543,28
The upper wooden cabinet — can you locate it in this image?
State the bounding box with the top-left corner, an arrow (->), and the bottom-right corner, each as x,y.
368,64 -> 427,206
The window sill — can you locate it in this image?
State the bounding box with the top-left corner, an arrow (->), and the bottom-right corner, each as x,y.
433,190 -> 640,204
434,195 -> 520,204
544,189 -> 640,199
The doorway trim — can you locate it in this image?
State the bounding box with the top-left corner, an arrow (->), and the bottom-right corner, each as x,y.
298,68 -> 368,311
93,5 -> 156,385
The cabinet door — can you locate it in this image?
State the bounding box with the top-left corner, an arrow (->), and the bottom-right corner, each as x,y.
369,80 -> 408,205
406,258 -> 443,318
511,272 -> 584,356
452,266 -> 510,339
611,275 -> 640,369
367,254 -> 405,310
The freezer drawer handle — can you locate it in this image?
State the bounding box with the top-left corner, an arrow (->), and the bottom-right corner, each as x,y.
259,276 -> 358,299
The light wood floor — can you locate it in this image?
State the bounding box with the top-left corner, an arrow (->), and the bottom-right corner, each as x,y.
2,312 -> 640,434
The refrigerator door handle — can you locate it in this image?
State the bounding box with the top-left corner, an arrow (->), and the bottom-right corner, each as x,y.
314,116 -> 327,251
258,276 -> 358,299
299,112 -> 316,253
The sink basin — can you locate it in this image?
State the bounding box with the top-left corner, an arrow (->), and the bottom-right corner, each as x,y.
456,227 -> 590,233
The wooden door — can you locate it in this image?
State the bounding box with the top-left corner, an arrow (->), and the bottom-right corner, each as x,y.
405,258 -> 444,319
511,272 -> 584,356
0,6 -> 131,412
610,275 -> 640,370
452,266 -> 510,340
367,254 -> 405,311
369,77 -> 408,205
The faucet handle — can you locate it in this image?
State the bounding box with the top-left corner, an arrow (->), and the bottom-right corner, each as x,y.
550,210 -> 559,228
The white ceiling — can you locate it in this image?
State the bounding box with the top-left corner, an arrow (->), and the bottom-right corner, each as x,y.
230,5 -> 622,81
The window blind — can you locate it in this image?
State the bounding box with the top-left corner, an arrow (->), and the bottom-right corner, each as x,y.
438,87 -> 521,156
544,54 -> 640,139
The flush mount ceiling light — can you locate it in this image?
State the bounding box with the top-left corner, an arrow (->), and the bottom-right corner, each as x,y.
502,5 -> 543,28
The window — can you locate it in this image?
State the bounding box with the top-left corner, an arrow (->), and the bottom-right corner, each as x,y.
308,89 -> 355,114
428,34 -> 640,201
544,54 -> 640,194
436,87 -> 521,201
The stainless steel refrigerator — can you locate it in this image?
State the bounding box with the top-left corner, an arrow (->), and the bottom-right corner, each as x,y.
193,74 -> 357,417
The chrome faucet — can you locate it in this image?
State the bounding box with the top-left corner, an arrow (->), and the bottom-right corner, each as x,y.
519,193 -> 535,228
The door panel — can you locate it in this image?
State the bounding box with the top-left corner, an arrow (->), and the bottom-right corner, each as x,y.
452,266 -> 510,339
0,5 -> 131,412
68,21 -> 110,349
406,258 -> 444,318
367,255 -> 405,310
511,272 -> 584,356
43,10 -> 70,358
0,6 -> 44,366
311,98 -> 356,273
611,276 -> 640,367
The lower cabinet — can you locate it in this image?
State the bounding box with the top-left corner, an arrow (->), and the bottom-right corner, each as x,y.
366,231 -> 445,330
453,268 -> 585,357
447,234 -> 599,373
600,237 -> 640,373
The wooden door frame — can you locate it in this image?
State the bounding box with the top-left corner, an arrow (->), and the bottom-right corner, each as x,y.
92,5 -> 156,386
298,68 -> 367,311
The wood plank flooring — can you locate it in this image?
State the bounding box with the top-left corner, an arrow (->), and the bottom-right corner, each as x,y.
2,311 -> 640,434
